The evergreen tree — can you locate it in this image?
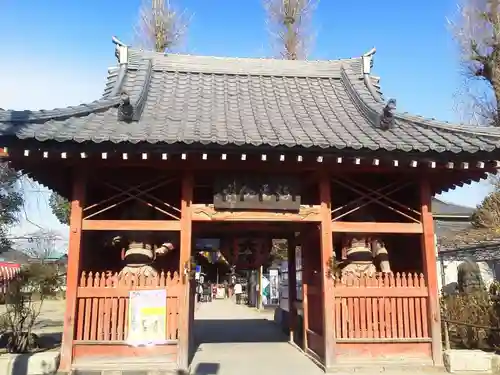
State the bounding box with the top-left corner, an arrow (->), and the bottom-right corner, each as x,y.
0,163 -> 23,253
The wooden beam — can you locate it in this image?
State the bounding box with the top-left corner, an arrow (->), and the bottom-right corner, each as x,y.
331,221 -> 423,234
319,172 -> 336,368
420,178 -> 443,366
59,169 -> 86,373
178,172 -> 193,371
191,204 -> 321,222
81,220 -> 181,231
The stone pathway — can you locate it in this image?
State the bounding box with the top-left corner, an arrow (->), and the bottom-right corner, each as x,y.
190,298 -> 324,375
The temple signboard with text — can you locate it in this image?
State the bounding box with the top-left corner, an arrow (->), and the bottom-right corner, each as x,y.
126,289 -> 167,347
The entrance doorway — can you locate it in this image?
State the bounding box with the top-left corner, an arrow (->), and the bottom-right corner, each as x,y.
189,222 -> 323,375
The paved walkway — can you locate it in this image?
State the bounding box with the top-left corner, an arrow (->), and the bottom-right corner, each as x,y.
190,298 -> 324,375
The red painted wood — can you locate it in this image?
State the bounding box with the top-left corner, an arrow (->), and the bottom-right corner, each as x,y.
59,171 -> 87,373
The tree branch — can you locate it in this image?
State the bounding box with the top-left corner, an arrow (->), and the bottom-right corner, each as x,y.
449,0 -> 500,125
133,0 -> 191,53
263,0 -> 318,60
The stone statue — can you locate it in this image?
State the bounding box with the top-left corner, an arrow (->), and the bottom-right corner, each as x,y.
112,199 -> 176,278
457,258 -> 486,294
341,236 -> 391,277
117,237 -> 174,277
340,208 -> 392,277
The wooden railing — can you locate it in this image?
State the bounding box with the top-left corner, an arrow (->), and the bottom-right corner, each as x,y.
332,272 -> 430,341
75,271 -> 182,343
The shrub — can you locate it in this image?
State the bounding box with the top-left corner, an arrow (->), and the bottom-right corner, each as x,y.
1,263 -> 61,353
441,291 -> 495,349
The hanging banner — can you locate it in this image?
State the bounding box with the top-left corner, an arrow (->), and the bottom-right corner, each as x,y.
269,269 -> 279,300
127,289 -> 167,346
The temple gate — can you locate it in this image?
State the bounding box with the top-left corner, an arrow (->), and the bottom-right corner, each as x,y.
1,38 -> 499,373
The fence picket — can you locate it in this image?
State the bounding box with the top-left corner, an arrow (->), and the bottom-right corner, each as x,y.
75,270 -> 182,343
333,272 -> 429,341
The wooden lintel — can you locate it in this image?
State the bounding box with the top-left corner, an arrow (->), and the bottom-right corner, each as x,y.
331,221 -> 423,234
191,204 -> 321,222
81,220 -> 181,231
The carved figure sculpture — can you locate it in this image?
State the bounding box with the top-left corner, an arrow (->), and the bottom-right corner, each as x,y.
113,200 -> 175,277
342,236 -> 377,277
117,237 -> 174,278
341,209 -> 392,277
341,236 -> 391,277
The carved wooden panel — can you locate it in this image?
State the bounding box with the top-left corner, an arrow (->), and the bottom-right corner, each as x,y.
213,174 -> 301,211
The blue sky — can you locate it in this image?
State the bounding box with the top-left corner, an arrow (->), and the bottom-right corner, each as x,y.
0,0 -> 492,240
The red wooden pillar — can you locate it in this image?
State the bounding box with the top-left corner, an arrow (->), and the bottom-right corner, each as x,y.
300,231 -> 310,351
178,172 -> 193,370
287,235 -> 297,342
319,172 -> 336,368
420,178 -> 442,365
59,171 -> 87,373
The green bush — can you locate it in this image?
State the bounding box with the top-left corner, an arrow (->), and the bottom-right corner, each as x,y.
441,292 -> 495,349
1,263 -> 61,353
441,280 -> 500,350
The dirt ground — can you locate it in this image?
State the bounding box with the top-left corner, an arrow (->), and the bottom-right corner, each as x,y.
0,299 -> 65,348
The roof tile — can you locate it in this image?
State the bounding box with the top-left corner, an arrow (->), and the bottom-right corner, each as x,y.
1,49 -> 500,155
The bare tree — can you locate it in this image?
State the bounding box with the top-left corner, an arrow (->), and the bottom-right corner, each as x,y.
23,230 -> 60,262
263,0 -> 318,60
134,0 -> 190,53
449,0 -> 500,125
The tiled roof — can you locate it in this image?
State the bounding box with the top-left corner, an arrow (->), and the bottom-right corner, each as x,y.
2,46 -> 500,154
431,198 -> 475,217
436,221 -> 500,250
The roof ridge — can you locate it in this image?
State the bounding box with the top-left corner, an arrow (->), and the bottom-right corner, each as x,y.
117,58 -> 153,122
128,48 -> 363,64
395,113 -> 500,139
339,67 -> 381,127
127,49 -> 365,78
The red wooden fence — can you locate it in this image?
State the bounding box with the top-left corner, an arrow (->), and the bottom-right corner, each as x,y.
332,272 -> 429,341
75,271 -> 182,343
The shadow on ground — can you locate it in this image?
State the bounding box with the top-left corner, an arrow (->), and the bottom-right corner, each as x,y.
194,319 -> 288,344
34,319 -> 63,330
191,362 -> 221,375
37,332 -> 62,350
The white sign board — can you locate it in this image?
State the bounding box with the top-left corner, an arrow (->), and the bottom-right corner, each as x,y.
127,289 -> 167,347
